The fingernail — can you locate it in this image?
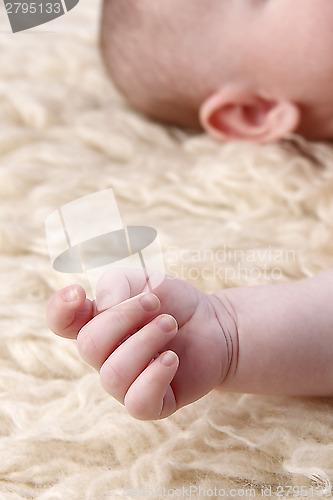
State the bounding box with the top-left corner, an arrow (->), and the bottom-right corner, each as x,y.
156,314 -> 178,333
97,292 -> 113,311
62,285 -> 79,303
160,351 -> 178,367
139,293 -> 160,312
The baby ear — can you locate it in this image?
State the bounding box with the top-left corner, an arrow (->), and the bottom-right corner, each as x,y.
199,85 -> 301,143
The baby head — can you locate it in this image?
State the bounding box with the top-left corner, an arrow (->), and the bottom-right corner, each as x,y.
100,0 -> 333,143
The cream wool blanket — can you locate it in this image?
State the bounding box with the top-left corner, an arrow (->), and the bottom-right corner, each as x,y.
1,1 -> 333,498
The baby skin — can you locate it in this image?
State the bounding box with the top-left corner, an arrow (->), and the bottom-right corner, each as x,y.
47,268 -> 333,420
101,0 -> 333,142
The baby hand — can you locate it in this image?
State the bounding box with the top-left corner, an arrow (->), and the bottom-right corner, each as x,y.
47,269 -> 238,420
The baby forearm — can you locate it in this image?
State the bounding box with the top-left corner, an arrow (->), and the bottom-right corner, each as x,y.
214,269 -> 333,396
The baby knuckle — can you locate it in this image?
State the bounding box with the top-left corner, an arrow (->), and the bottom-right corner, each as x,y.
77,328 -> 97,363
135,331 -> 155,352
112,307 -> 131,326
125,394 -> 153,421
100,360 -> 127,397
96,269 -> 124,294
